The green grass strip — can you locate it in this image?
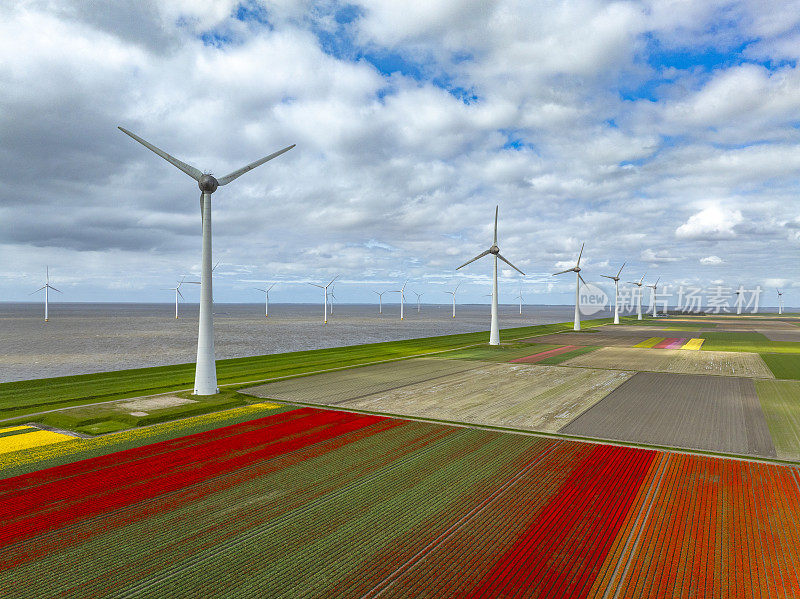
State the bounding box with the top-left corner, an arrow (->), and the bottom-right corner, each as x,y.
701,332 -> 800,354
754,379 -> 800,461
537,345 -> 600,365
760,353 -> 800,380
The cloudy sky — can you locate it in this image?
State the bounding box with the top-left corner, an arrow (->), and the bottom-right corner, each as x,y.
1,0 -> 799,306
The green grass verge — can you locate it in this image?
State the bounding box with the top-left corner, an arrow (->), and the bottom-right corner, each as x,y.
754,379 -> 800,461
0,318 -> 613,420
537,345 -> 600,365
760,353 -> 800,380
701,332 -> 800,354
39,389 -> 247,435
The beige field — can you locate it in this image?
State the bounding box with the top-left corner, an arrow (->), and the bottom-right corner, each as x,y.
560,346 -> 774,378
244,357 -> 633,432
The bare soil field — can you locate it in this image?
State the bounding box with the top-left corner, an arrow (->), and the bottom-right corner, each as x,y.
519,332 -> 655,347
244,357 -> 632,432
560,346 -> 774,378
758,329 -> 800,342
562,372 -> 776,457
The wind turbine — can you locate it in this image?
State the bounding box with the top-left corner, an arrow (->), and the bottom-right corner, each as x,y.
601,262 -> 626,325
646,277 -> 660,317
628,273 -> 646,320
552,243 -> 585,331
373,290 -> 386,314
734,284 -> 744,315
254,283 -> 276,317
309,275 -> 338,324
413,291 -> 424,313
166,276 -> 187,319
515,281 -> 523,315
457,206 -> 525,345
391,280 -> 408,320
118,126 -> 294,395
445,282 -> 461,318
31,266 -> 60,322
329,285 -> 336,316
778,289 -> 783,315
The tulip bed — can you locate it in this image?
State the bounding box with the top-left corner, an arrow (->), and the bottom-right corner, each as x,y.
1,407 -> 798,598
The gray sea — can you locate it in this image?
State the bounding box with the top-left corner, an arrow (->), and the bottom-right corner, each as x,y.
0,302 -> 610,382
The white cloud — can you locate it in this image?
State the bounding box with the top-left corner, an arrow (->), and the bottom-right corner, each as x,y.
700,255 -> 724,265
675,205 -> 744,240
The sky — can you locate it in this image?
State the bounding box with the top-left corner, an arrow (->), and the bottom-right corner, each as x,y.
1,0 -> 799,307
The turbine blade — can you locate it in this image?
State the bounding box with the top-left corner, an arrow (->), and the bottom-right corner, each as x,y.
576,242 -> 584,267
255,288 -> 266,292
309,283 -> 323,288
655,276 -> 660,286
327,274 -> 339,287
552,268 -> 573,276
177,288 -> 184,299
212,260 -> 221,271
600,274 -> 614,279
267,283 -> 276,291
49,285 -> 62,293
496,253 -> 525,275
30,286 -> 46,294
639,272 -> 646,284
457,249 -> 491,270
578,273 -> 587,287
617,262 -> 625,277
217,144 -> 296,186
455,282 -> 461,292
493,205 -> 498,245
118,127 -> 203,181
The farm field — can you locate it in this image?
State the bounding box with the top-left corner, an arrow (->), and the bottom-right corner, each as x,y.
756,380 -> 800,460
521,331 -> 660,347
1,406 -> 799,597
561,346 -> 774,378
700,331 -> 800,354
561,372 -> 776,457
245,358 -> 633,432
760,353 -> 800,380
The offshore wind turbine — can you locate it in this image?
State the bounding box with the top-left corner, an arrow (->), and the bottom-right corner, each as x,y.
391,280 -> 408,320
457,206 -> 525,345
254,283 -> 276,317
601,262 -> 626,325
373,290 -> 386,314
309,275 -> 338,324
413,291 -> 424,313
31,267 -> 60,322
329,285 -> 336,316
552,243 -> 585,331
118,126 -> 294,395
628,273 -> 646,320
778,289 -> 783,315
734,284 -> 744,315
515,281 -> 523,315
166,276 -> 188,319
646,277 -> 660,317
445,282 -> 461,318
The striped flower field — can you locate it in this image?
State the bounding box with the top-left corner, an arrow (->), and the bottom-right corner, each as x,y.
1,406 -> 799,597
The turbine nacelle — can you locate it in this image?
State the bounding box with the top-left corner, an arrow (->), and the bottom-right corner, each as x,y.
489,245 -> 500,255
198,174 -> 219,193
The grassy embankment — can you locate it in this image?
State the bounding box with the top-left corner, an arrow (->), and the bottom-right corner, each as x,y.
0,318 -> 612,428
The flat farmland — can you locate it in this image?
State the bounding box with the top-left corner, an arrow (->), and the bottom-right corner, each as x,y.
520,331 -> 658,347
560,346 -> 774,378
245,357 -> 632,432
756,379 -> 800,460
561,372 -> 776,457
760,328 -> 800,342
2,407 -> 798,597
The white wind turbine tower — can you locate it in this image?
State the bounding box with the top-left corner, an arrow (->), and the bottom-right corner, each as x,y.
552,243 -> 586,331
646,277 -> 660,317
778,289 -> 783,315
628,273 -> 646,320
391,280 -> 408,320
734,284 -> 744,315
515,280 -> 523,315
31,266 -> 61,322
254,283 -> 276,317
309,275 -> 338,324
601,262 -> 626,325
445,282 -> 461,318
166,276 -> 188,319
413,291 -> 424,313
119,127 -> 294,395
457,206 -> 525,345
373,290 -> 386,314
